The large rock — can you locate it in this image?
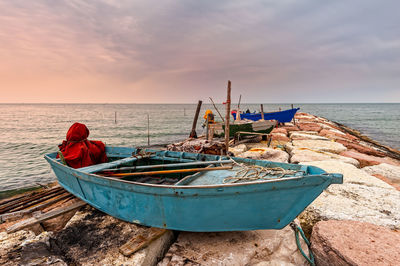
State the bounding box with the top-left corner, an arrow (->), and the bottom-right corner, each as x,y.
280,125 -> 300,132
239,147 -> 289,163
229,144 -> 247,156
270,133 -> 290,143
271,127 -> 288,135
311,220 -> 400,266
336,139 -> 385,157
298,123 -> 322,132
363,163 -> 400,184
290,148 -> 360,167
340,149 -> 399,167
318,129 -> 348,141
158,222 -> 309,266
290,132 -> 329,141
299,161 -> 400,231
286,140 -> 347,154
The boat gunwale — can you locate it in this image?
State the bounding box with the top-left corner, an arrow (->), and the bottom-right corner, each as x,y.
44,153 -> 332,190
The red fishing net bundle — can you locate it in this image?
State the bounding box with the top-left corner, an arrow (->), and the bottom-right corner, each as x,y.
57,123 -> 108,168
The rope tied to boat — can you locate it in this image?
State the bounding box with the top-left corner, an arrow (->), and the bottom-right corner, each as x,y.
223,158 -> 300,183
290,221 -> 315,266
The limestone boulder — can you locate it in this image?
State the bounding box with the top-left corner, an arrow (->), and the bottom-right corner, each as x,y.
285,139 -> 347,154
303,160 -> 394,188
298,161 -> 400,231
290,132 -> 329,141
298,123 -> 322,132
158,222 -> 309,266
270,133 -> 290,143
290,148 -> 360,167
239,148 -> 289,163
229,144 -> 247,156
340,149 -> 399,167
280,125 -> 300,132
318,129 -> 348,141
336,139 -> 385,157
271,127 -> 288,135
311,220 -> 400,266
363,163 -> 400,184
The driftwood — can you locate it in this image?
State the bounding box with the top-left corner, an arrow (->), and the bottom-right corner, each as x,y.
119,228 -> 169,256
7,200 -> 86,233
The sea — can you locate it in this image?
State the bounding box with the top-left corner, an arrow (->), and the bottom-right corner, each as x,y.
0,103 -> 399,191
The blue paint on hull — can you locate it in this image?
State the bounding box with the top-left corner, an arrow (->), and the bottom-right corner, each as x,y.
233,108 -> 300,123
45,147 -> 342,232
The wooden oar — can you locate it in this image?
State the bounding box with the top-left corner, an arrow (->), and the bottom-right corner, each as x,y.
101,160 -> 233,172
109,166 -> 233,178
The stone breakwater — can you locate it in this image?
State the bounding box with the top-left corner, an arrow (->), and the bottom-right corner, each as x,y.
1,112 -> 400,265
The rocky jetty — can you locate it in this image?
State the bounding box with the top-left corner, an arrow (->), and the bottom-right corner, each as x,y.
1,111 -> 400,265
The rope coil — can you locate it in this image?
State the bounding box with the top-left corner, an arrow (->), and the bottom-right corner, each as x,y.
223,158 -> 301,183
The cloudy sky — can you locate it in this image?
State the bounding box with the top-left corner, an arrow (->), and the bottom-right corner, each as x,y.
0,0 -> 399,103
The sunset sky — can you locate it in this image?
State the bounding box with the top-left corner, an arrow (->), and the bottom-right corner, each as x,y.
0,0 -> 399,103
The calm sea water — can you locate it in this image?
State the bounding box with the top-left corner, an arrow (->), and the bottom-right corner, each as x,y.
0,103 -> 399,191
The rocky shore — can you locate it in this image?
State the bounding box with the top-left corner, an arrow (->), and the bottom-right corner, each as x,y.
1,112 -> 400,265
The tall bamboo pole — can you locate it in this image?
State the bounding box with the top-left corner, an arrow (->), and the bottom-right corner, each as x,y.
224,81 -> 231,155
209,97 -> 224,122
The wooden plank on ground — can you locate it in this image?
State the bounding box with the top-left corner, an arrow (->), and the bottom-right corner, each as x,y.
7,200 -> 86,233
119,228 -> 168,256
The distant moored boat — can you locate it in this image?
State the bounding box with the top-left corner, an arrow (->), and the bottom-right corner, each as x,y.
232,108 -> 300,123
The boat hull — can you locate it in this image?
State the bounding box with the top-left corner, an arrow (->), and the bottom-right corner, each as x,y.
45,147 -> 342,232
211,120 -> 276,137
233,108 -> 300,123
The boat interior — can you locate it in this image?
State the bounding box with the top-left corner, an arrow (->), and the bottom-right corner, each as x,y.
82,149 -> 308,186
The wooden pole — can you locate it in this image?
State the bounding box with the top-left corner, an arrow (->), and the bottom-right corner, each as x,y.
260,104 -> 264,120
209,97 -> 224,122
190,100 -> 202,138
115,111 -> 117,124
237,94 -> 242,121
224,81 -> 231,155
291,104 -> 296,125
147,114 -> 150,146
206,114 -> 209,140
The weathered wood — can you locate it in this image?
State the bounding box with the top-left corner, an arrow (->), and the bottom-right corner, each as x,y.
0,193 -> 73,222
119,228 -> 168,256
224,81 -> 231,155
102,160 -> 232,172
237,94 -> 242,121
291,104 -> 296,125
260,104 -> 264,120
147,113 -> 150,146
206,114 -> 209,139
110,166 -> 233,177
189,100 -> 202,138
0,187 -> 64,214
7,200 -> 86,233
209,97 -> 224,122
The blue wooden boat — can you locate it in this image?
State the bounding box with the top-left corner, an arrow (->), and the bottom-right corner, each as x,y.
232,108 -> 300,123
45,146 -> 342,232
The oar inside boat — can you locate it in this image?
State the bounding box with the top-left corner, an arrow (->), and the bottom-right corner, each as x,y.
107,166 -> 233,178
